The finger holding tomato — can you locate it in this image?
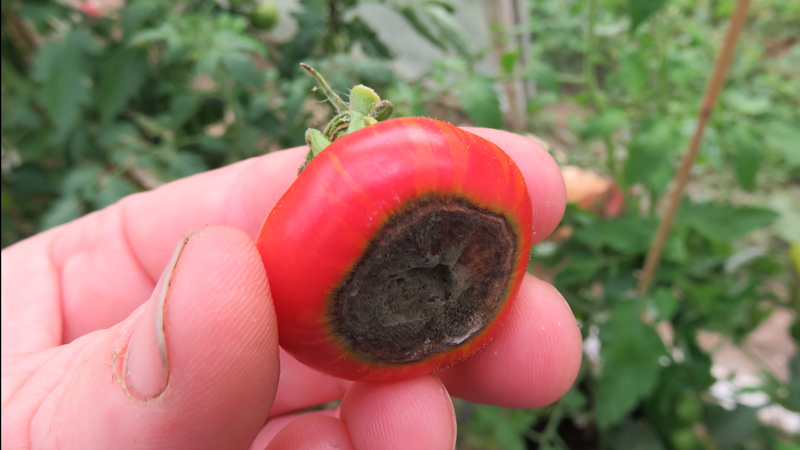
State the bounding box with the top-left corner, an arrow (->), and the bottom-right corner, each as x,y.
1,72 -> 580,449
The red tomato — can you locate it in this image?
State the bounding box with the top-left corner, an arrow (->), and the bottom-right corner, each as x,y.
256,117 -> 533,381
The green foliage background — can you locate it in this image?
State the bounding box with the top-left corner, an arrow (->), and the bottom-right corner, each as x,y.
2,0 -> 798,449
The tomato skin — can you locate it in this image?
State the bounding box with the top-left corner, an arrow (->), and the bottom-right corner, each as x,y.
256,117 -> 533,381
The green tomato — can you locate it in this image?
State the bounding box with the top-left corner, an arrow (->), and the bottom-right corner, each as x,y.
675,395 -> 703,424
250,1 -> 279,30
790,242 -> 800,277
671,428 -> 700,450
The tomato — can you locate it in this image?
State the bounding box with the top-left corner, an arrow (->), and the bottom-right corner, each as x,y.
250,1 -> 279,31
256,117 -> 532,381
675,394 -> 703,424
671,427 -> 700,450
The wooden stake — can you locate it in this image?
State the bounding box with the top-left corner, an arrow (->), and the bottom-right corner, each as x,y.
637,0 -> 752,295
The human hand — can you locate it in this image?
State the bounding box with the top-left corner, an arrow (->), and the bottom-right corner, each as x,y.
1,128 -> 582,450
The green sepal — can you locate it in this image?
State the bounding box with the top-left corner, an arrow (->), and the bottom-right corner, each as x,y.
300,63 -> 348,112
349,85 -> 381,117
306,128 -> 331,157
297,64 -> 396,175
347,111 -> 367,134
371,100 -> 394,122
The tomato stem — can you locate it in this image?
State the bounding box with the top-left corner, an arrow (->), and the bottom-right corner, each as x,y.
298,63 -> 395,174
300,63 -> 348,112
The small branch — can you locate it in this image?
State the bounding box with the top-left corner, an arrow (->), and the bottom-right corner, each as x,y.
583,0 -> 601,109
4,8 -> 40,64
539,399 -> 565,446
637,0 -> 752,295
583,0 -> 621,182
481,0 -> 527,131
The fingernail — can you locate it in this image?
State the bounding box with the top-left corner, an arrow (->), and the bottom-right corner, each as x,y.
124,231 -> 194,399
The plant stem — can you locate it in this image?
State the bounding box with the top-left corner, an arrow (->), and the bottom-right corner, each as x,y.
637,0 -> 752,295
300,63 -> 349,112
583,0 -> 601,109
583,0 -> 621,182
540,399 -> 565,446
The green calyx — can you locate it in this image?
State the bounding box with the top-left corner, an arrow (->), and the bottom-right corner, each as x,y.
298,63 -> 394,174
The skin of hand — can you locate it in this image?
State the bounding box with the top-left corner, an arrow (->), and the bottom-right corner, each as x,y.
1,128 -> 582,450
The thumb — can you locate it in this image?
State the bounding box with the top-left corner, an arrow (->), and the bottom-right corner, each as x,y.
1,226 -> 280,450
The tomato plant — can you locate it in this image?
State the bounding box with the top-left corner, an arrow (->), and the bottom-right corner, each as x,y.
256,68 -> 532,381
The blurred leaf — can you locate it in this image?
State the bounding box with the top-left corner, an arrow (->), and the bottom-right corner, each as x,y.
724,90 -> 771,115
458,74 -> 503,129
62,163 -> 103,197
628,0 -> 668,32
169,95 -> 201,128
623,120 -> 680,192
394,6 -> 447,50
96,122 -> 142,149
424,4 -> 472,62
89,176 -> 136,209
619,52 -> 649,96
772,439 -> 800,450
651,288 -> 679,321
525,63 -> 560,92
562,386 -> 588,413
574,215 -> 659,254
596,301 -> 666,430
603,419 -> 666,450
706,405 -> 759,448
121,0 -> 161,38
581,109 -> 628,140
40,196 -> 84,231
730,126 -> 762,190
213,30 -> 267,57
494,420 -> 527,450
278,0 -> 327,76
678,201 -> 778,241
762,121 -> 800,167
284,79 -> 309,124
785,353 -> 800,412
221,53 -> 263,87
347,16 -> 394,59
168,152 -> 208,178
791,243 -> 800,278
33,30 -> 101,140
97,47 -> 148,124
555,252 -> 604,287
500,50 -> 519,76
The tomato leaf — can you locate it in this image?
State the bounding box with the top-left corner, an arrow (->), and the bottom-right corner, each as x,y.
580,109 -> 628,140
623,120 -> 680,193
89,176 -> 136,209
706,405 -> 760,448
574,215 -> 659,254
628,0 -> 668,32
394,6 -> 447,50
784,353 -> 800,412
603,419 -> 666,450
97,47 -> 148,124
33,29 -> 100,141
40,196 -> 85,231
424,3 -> 472,62
595,301 -> 667,430
731,127 -> 762,190
762,121 -> 800,167
61,163 -> 104,197
346,16 -> 394,59
121,0 -> 161,38
677,201 -> 778,241
458,74 -> 503,129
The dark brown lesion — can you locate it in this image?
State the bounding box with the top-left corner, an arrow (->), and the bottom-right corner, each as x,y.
330,194 -> 518,364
